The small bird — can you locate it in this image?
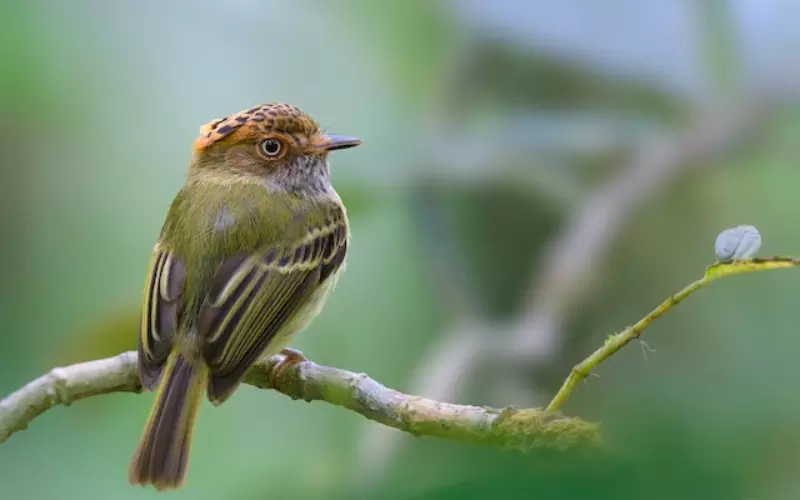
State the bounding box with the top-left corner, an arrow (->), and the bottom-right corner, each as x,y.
128,103 -> 360,490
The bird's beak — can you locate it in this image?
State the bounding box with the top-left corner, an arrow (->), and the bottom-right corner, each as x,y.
313,134 -> 362,152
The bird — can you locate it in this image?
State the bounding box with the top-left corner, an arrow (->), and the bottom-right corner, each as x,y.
128,102 -> 361,490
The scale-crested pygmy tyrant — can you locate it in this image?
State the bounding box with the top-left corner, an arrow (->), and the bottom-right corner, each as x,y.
128,103 -> 361,490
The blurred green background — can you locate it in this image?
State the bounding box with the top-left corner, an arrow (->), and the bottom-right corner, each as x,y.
2,1 -> 800,499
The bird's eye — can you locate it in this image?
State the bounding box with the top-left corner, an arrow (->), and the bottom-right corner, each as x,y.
259,138 -> 283,158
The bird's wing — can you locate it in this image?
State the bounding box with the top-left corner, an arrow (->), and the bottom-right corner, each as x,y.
137,245 -> 187,390
198,201 -> 348,404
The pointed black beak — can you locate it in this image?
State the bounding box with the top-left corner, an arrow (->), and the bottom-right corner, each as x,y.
314,134 -> 362,152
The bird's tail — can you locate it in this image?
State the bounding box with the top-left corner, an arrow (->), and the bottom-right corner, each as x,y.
128,351 -> 208,491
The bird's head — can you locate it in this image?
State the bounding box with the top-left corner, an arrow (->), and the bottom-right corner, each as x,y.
189,103 -> 360,193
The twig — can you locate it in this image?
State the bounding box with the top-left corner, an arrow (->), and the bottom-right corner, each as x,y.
545,257 -> 800,412
0,351 -> 601,450
0,351 -> 142,443
506,101 -> 768,363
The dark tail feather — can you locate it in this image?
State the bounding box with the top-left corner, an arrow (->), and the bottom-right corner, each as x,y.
128,352 -> 207,491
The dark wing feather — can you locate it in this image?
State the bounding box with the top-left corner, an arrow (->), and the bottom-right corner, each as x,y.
137,246 -> 186,390
199,206 -> 348,404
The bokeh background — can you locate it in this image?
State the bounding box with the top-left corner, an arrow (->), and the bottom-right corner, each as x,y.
2,1 -> 800,498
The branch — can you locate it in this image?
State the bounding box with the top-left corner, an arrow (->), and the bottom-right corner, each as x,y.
506,100 -> 769,363
0,351 -> 601,451
2,253 -> 797,455
545,257 -> 800,412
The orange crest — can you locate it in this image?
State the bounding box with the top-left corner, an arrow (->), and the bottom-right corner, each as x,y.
193,103 -> 321,152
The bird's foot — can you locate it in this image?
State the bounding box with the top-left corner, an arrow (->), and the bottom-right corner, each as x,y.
270,348 -> 309,385
279,347 -> 308,364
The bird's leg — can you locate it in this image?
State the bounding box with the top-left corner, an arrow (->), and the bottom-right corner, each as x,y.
270,348 -> 309,386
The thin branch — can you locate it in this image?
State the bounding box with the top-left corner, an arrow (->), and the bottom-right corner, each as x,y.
506,101 -> 768,363
545,257 -> 800,412
0,351 -> 142,442
0,351 -> 601,451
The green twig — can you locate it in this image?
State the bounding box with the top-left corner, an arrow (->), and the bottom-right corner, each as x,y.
545,257 -> 800,413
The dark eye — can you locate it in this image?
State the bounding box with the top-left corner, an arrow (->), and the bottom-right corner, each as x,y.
259,138 -> 283,158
